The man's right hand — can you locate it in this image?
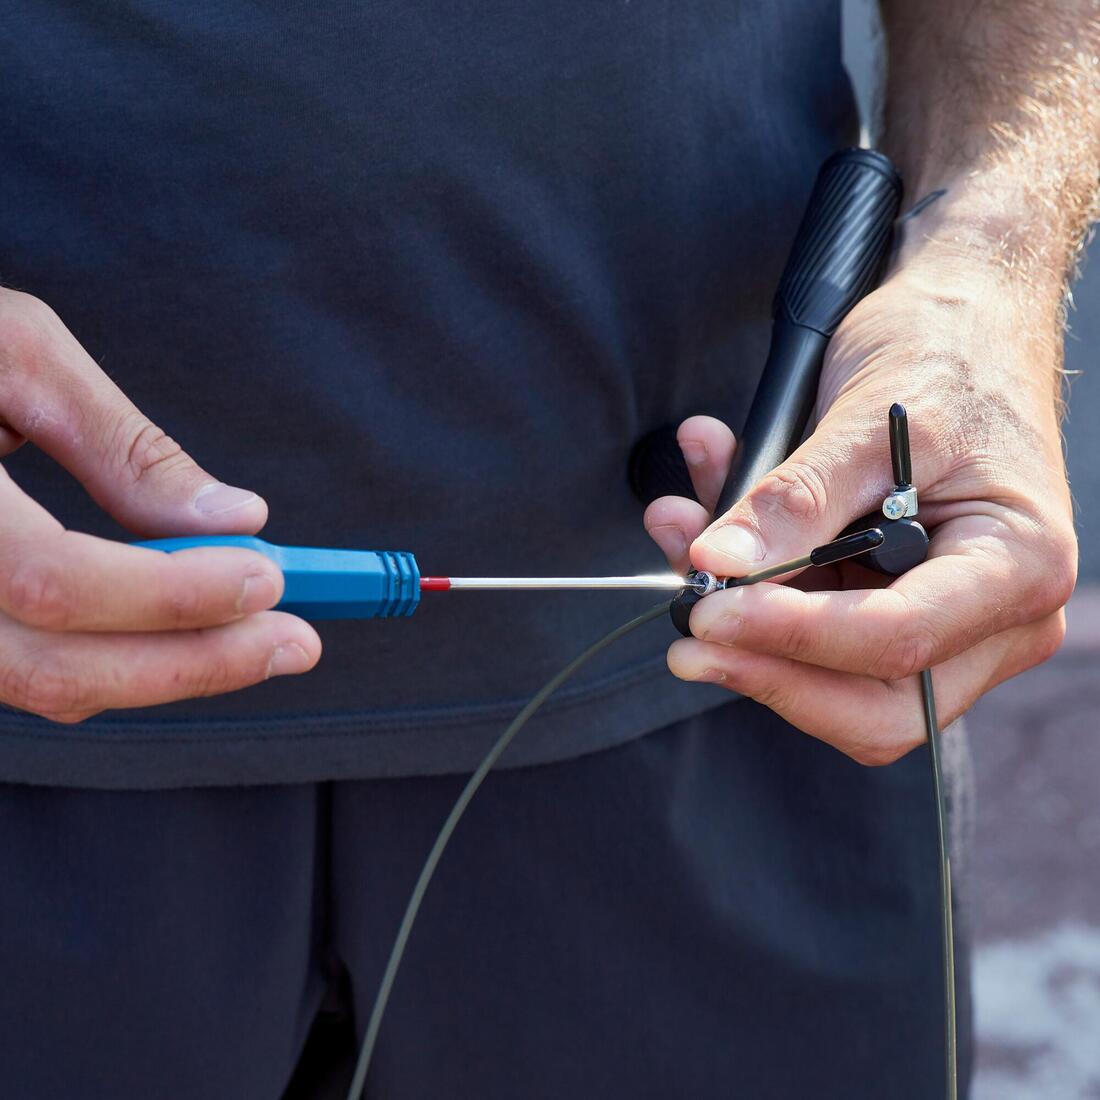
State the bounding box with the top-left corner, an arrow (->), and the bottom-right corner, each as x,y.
0,289 -> 321,724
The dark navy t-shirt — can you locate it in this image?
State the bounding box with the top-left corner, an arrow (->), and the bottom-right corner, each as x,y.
0,1 -> 856,787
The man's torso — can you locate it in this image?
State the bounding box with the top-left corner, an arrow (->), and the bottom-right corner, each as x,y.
0,1 -> 857,785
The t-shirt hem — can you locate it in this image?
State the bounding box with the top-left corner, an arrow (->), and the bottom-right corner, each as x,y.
0,660 -> 734,789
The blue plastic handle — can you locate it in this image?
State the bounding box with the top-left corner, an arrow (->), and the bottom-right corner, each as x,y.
137,536 -> 421,620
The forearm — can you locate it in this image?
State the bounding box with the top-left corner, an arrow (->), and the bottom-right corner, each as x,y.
879,1 -> 1100,310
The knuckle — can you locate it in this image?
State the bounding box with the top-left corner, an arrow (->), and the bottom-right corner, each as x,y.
869,624 -> 939,681
1011,523 -> 1076,624
0,291 -> 58,374
752,461 -> 829,526
750,678 -> 799,716
846,703 -> 925,766
163,584 -> 209,629
3,558 -> 71,630
1030,612 -> 1067,668
115,412 -> 187,485
44,709 -> 99,726
847,736 -> 910,768
771,618 -> 817,664
182,653 -> 241,699
2,650 -> 90,717
1038,529 -> 1077,612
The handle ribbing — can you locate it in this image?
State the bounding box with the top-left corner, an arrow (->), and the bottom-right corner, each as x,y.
773,147 -> 902,336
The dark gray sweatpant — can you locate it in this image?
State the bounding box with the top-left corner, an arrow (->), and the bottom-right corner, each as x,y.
0,700 -> 971,1098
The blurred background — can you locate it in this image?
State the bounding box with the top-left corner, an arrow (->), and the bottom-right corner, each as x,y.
844,4 -> 1100,1095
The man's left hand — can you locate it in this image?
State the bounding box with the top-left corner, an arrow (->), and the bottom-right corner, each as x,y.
644,256 -> 1075,765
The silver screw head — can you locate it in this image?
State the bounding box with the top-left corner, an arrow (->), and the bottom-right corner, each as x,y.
882,493 -> 908,520
690,571 -> 722,596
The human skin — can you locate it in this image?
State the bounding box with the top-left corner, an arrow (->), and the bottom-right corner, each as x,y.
646,1 -> 1099,764
0,290 -> 321,722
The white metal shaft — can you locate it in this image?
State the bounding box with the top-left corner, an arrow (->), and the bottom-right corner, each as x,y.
444,574 -> 687,590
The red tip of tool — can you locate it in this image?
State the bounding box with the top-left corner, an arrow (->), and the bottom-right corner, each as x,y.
419,576 -> 452,591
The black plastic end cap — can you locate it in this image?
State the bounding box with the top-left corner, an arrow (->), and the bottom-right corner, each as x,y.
669,587 -> 702,637
888,404 -> 913,488
861,518 -> 929,576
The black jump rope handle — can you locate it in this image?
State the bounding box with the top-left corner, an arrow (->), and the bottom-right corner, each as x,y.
668,148 -> 904,636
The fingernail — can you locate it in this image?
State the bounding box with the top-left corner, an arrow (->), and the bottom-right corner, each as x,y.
194,482 -> 258,517
680,440 -> 708,467
648,524 -> 688,562
266,643 -> 312,678
700,524 -> 764,567
240,572 -> 280,615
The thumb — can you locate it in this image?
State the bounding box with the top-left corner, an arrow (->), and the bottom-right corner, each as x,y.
690,423 -> 879,577
0,290 -> 267,537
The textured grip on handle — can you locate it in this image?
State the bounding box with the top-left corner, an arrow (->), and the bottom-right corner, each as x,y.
773,148 -> 902,336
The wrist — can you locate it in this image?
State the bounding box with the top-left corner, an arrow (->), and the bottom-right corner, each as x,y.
890,167 -> 1084,305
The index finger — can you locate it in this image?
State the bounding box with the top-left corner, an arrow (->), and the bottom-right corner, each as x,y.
0,472 -> 283,632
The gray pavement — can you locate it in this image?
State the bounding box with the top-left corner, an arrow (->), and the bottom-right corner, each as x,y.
967,594 -> 1100,1098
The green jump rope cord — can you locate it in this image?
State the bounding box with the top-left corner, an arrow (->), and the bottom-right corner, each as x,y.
922,668 -> 957,1100
345,602 -> 668,1100
346,606 -> 957,1100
